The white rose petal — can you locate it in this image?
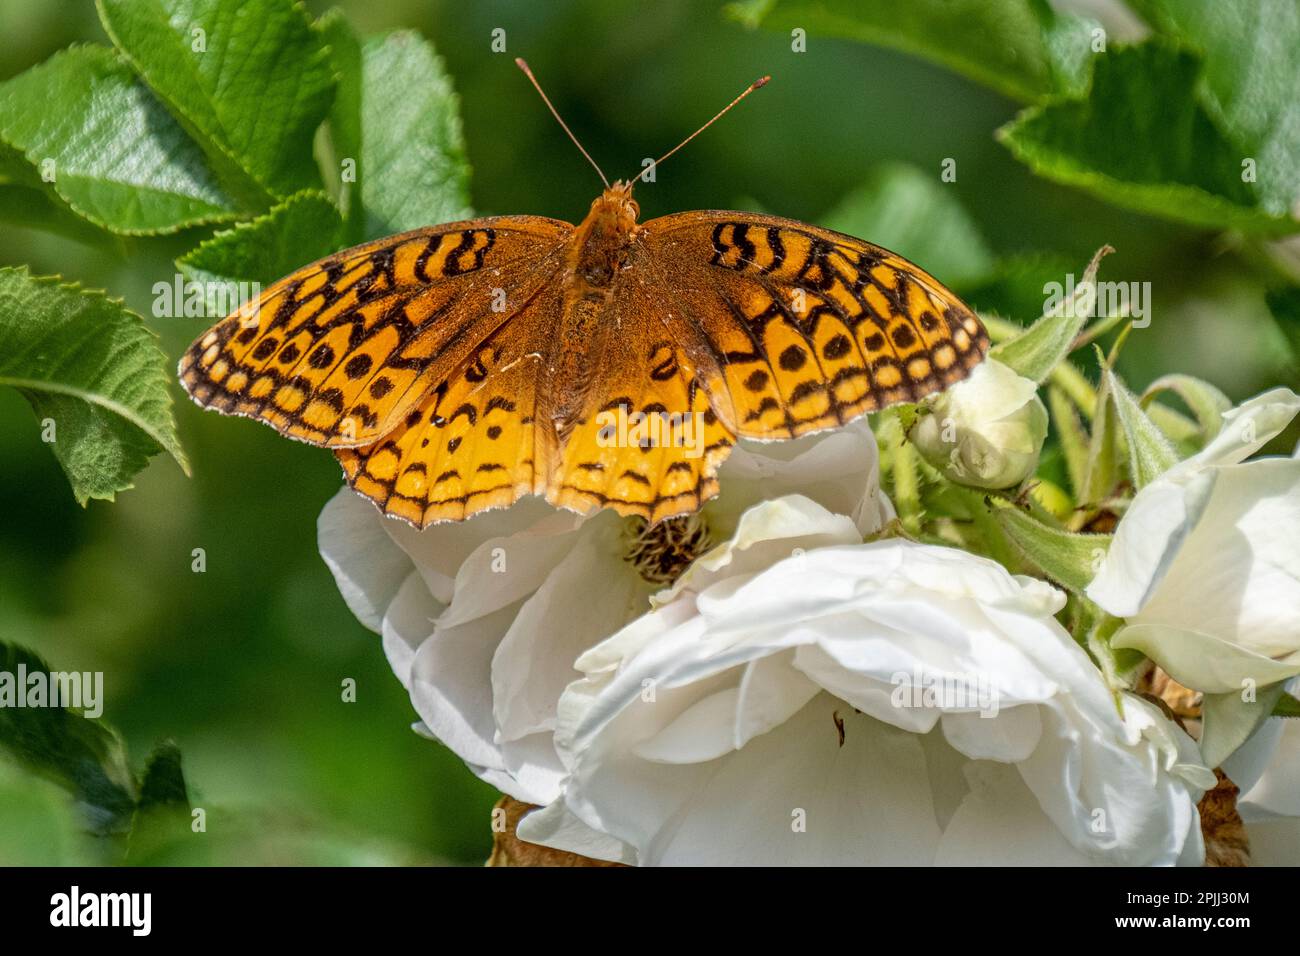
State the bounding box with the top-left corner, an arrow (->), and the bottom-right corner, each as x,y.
546,526 -> 1209,866
1087,388 -> 1300,694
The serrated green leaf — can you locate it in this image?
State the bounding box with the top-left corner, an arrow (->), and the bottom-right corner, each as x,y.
999,42 -> 1300,234
991,246 -> 1110,382
1106,368 -> 1179,488
316,9 -> 365,244
1128,0 -> 1300,219
356,31 -> 472,237
993,502 -> 1111,592
97,0 -> 335,203
0,266 -> 189,504
725,0 -> 1094,103
0,138 -> 41,187
820,162 -> 994,289
177,191 -> 343,304
0,45 -> 242,235
1201,682 -> 1287,769
0,642 -> 136,835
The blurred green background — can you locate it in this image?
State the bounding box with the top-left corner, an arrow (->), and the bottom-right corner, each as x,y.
0,0 -> 1296,864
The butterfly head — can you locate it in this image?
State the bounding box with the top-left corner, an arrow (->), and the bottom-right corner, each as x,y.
571,181 -> 642,285
593,180 -> 641,231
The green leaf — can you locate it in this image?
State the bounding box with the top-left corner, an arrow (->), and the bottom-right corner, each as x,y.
177,191 -> 343,306
820,162 -> 995,289
1265,286 -> 1300,373
128,740 -> 192,859
725,0 -> 1095,103
0,266 -> 189,504
316,9 -> 365,244
1082,365 -> 1121,504
135,741 -> 190,814
1273,691 -> 1300,718
96,0 -> 335,203
991,246 -> 1110,382
1047,384 -> 1089,499
1144,401 -> 1201,456
355,31 -> 472,238
1201,682 -> 1287,769
878,410 -> 923,536
0,45 -> 241,235
1128,0 -> 1300,219
0,185 -> 121,247
999,42 -> 1300,234
1142,373 -> 1231,448
1106,369 -> 1179,488
992,502 -> 1111,592
0,138 -> 43,187
0,764 -> 95,865
0,642 -> 136,835
1082,610 -> 1146,699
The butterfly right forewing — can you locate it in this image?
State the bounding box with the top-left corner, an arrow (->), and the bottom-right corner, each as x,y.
637,211 -> 989,440
179,216 -> 572,449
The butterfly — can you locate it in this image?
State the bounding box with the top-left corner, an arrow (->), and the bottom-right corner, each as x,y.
179,60 -> 989,529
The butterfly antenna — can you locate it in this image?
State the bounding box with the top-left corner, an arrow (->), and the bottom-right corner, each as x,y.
516,58 -> 610,189
631,75 -> 770,186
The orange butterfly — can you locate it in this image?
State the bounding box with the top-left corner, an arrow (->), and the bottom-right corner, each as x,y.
180,61 -> 988,528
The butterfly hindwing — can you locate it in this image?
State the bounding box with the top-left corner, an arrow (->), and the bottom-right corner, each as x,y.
544,273 -> 737,523
179,216 -> 571,448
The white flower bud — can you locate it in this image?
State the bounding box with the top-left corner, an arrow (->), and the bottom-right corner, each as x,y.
911,359 -> 1048,489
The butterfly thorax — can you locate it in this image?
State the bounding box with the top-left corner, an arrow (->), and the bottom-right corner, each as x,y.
566,180 -> 640,290
546,181 -> 642,437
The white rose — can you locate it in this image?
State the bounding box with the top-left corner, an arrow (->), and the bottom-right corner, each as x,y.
317,423 -> 891,806
521,499 -> 1211,866
1086,388 -> 1300,695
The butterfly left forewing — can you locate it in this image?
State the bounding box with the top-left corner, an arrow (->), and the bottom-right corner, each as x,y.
335,278 -> 564,527
179,216 -> 571,448
635,211 -> 989,440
